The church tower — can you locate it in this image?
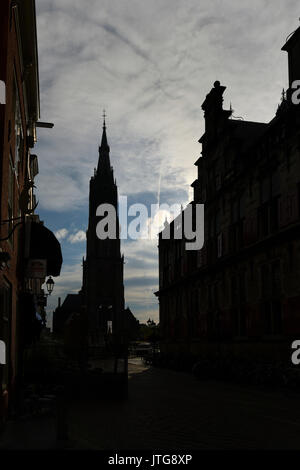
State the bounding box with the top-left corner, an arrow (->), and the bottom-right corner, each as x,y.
83,117 -> 125,353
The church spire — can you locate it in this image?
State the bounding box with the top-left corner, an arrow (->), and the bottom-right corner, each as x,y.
101,110 -> 109,149
97,110 -> 111,174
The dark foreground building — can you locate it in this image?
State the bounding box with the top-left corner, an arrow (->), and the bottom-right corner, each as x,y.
52,294 -> 83,337
0,0 -> 62,425
156,26 -> 300,364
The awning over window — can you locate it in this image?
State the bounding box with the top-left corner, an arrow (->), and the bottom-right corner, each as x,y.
29,222 -> 63,276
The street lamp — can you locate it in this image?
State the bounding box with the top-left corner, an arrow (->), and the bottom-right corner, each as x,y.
46,276 -> 55,296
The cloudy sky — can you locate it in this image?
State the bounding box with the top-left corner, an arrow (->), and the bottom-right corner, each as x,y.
34,0 -> 299,325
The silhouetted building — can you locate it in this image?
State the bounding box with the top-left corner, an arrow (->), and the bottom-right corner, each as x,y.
125,307 -> 140,341
156,26 -> 300,363
52,294 -> 83,337
53,124 -> 138,355
82,120 -> 126,354
0,0 -> 62,424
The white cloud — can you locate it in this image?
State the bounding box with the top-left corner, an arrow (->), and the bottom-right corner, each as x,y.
35,0 -> 300,320
68,230 -> 86,244
35,0 -> 299,212
55,228 -> 69,240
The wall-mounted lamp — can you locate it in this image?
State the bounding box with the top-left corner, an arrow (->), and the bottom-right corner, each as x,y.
46,276 -> 55,296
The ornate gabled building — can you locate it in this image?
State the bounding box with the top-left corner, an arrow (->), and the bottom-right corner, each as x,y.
156,25 -> 300,364
82,119 -> 125,353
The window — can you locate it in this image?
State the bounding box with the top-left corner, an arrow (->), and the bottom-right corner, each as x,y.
271,171 -> 280,198
232,272 -> 247,336
238,272 -> 247,336
217,233 -> 223,258
260,262 -> 282,335
286,147 -> 291,172
231,275 -> 238,308
249,178 -> 253,198
174,294 -> 182,338
261,177 -> 271,204
8,155 -> 14,246
208,284 -> 213,312
207,283 -> 219,338
271,261 -> 281,296
13,74 -> 23,177
240,271 -> 246,304
229,196 -> 245,252
259,174 -> 280,237
270,197 -> 279,232
260,203 -> 269,237
222,195 -> 226,214
239,194 -> 246,219
215,211 -> 221,235
271,262 -> 282,334
107,321 -> 113,334
231,200 -> 239,224
270,172 -> 280,232
213,283 -> 219,310
261,264 -> 270,300
190,289 -> 199,335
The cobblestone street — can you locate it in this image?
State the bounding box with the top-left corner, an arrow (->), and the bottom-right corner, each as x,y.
67,358 -> 300,450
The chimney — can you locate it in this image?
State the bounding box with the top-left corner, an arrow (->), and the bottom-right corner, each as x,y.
282,25 -> 300,90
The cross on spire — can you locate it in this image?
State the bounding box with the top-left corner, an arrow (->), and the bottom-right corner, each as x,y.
99,108 -> 110,169
102,109 -> 106,129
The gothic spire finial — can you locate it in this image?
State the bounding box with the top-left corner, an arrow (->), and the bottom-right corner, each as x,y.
98,108 -> 110,173
100,109 -> 109,149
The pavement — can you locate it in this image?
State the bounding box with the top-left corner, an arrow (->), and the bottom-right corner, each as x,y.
68,358 -> 300,450
2,358 -> 300,450
0,417 -> 57,450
